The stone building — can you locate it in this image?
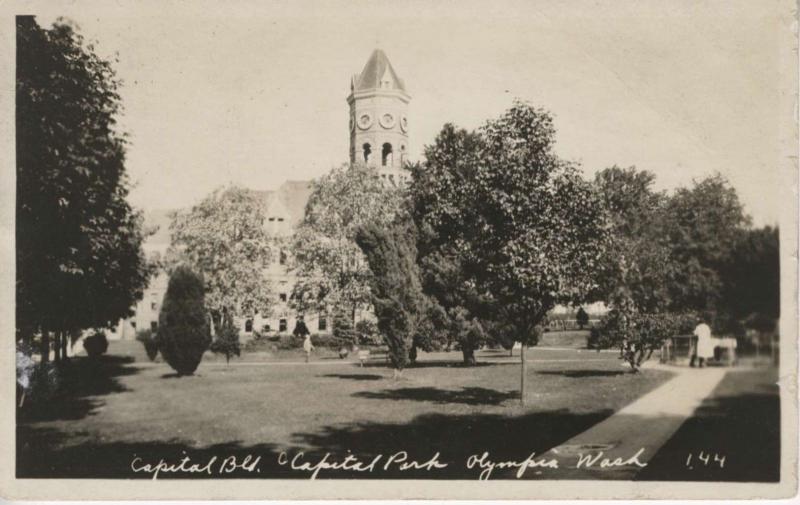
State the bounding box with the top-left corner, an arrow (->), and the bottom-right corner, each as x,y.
111,49 -> 410,341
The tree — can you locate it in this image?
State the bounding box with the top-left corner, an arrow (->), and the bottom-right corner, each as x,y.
575,307 -> 589,330
355,217 -> 428,377
722,226 -> 779,321
412,102 -> 610,402
158,266 -> 211,376
209,315 -> 241,365
662,174 -> 749,316
16,16 -> 151,363
291,163 -> 402,325
168,186 -> 273,331
408,127 -> 497,365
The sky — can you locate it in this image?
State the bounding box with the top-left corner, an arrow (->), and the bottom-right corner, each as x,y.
35,0 -> 795,226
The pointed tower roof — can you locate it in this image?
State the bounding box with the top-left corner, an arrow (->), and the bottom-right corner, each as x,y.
353,49 -> 406,92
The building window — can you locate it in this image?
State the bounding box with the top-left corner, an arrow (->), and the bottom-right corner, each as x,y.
263,324 -> 271,332
279,319 -> 287,332
277,217 -> 284,222
382,143 -> 393,166
319,316 -> 327,331
151,302 -> 157,311
279,250 -> 287,265
269,217 -> 275,222
279,293 -> 287,302
245,319 -> 253,333
362,143 -> 372,163
151,321 -> 158,332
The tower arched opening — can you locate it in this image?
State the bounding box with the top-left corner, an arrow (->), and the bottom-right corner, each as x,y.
382,143 -> 393,167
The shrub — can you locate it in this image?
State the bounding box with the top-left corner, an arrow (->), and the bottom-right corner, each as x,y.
136,329 -> 159,361
210,317 -> 241,364
83,332 -> 108,358
292,319 -> 310,338
332,309 -> 356,344
158,266 -> 211,376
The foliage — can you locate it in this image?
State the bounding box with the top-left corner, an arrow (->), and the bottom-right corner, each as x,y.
356,216 -> 428,372
292,320 -> 310,338
158,266 -> 211,375
722,226 -> 779,321
332,308 -> 357,344
593,166 -> 672,313
16,16 -> 151,361
136,329 -> 159,361
83,332 -> 109,358
291,163 -> 403,322
661,174 -> 749,315
575,307 -> 589,330
355,320 -> 380,345
592,308 -> 697,371
414,103 -> 610,347
209,316 -> 241,364
168,185 -> 273,328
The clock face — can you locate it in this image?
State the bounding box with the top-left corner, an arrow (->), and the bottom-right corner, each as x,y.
400,114 -> 408,132
357,112 -> 373,130
379,112 -> 396,129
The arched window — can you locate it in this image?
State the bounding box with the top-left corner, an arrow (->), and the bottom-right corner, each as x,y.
400,144 -> 406,165
382,143 -> 393,167
362,143 -> 372,163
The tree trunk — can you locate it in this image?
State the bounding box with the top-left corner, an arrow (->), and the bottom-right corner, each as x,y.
54,330 -> 61,363
41,330 -> 50,363
462,347 -> 476,366
520,343 -> 527,405
62,332 -> 70,361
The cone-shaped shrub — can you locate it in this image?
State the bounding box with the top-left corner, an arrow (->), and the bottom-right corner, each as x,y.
158,265 -> 210,375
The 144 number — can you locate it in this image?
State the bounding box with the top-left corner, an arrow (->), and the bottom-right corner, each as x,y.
686,451 -> 726,469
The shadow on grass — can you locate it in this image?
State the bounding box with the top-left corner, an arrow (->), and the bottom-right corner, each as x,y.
536,370 -> 629,378
353,386 -> 518,406
18,408 -> 611,479
320,373 -> 384,381
18,355 -> 140,423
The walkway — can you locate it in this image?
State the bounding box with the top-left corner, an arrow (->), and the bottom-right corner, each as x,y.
535,365 -> 728,479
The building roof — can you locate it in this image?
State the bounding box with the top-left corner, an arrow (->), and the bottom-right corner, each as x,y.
353,49 -> 406,92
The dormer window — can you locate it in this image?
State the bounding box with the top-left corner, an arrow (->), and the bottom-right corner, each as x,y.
277,217 -> 284,222
268,217 -> 275,222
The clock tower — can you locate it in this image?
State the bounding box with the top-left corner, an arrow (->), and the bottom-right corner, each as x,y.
347,49 -> 410,184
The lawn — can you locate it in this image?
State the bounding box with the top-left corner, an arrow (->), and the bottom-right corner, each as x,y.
18,340 -> 672,479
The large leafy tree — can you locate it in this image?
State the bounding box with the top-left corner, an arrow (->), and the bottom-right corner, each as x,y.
409,128 -> 497,365
291,163 -> 402,323
722,226 -> 779,322
413,102 -> 610,402
662,174 -> 749,318
16,16 -> 151,362
168,186 -> 273,329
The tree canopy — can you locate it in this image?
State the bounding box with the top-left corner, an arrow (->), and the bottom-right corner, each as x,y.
168,185 -> 273,327
291,163 -> 403,322
16,16 -> 150,360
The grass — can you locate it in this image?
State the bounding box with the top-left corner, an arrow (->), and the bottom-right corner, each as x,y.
18,340 -> 673,479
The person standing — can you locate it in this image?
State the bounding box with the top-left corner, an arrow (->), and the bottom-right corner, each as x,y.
303,334 -> 314,363
691,320 -> 714,368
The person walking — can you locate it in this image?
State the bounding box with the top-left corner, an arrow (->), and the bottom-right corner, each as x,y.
691,320 -> 714,368
303,334 -> 314,363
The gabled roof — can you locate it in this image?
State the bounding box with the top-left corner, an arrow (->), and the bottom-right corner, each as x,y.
353,49 -> 406,92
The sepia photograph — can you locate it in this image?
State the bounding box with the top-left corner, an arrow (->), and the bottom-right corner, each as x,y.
1,0 -> 797,500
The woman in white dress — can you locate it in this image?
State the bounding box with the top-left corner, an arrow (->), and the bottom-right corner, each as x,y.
692,321 -> 714,367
